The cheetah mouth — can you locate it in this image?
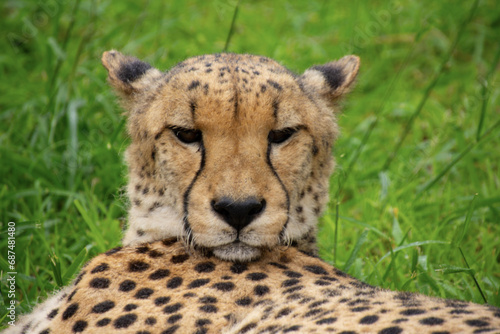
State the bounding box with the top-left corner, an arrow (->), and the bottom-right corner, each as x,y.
212,241 -> 262,262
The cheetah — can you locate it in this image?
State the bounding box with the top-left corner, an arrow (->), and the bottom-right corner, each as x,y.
3,51 -> 499,334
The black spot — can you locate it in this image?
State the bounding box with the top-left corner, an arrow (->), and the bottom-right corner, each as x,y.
168,314 -> 183,324
67,289 -> 77,302
195,262 -> 216,273
114,313 -> 138,328
91,301 -> 115,313
304,308 -> 322,317
239,323 -> 257,333
119,280 -> 136,292
73,272 -> 85,285
167,277 -> 183,289
149,269 -> 170,280
148,250 -> 163,259
360,315 -> 379,324
236,297 -> 252,306
420,317 -> 445,326
283,325 -> 301,332
246,273 -> 267,281
284,271 -> 302,278
91,263 -> 109,274
199,304 -> 218,313
283,286 -> 304,294
47,308 -> 58,319
212,282 -> 235,292
230,263 -> 247,274
260,84 -> 267,93
72,320 -> 88,332
276,308 -> 292,318
199,296 -> 217,304
89,277 -> 110,289
188,80 -> 201,90
304,265 -> 329,275
62,303 -> 78,320
316,317 -> 337,325
314,279 -> 331,286
136,246 -> 149,254
154,296 -> 171,306
117,59 -> 152,83
320,276 -> 338,282
392,318 -> 408,324
137,229 -> 145,236
339,332 -> 356,334
196,319 -> 212,326
450,309 -> 472,314
123,304 -> 138,311
254,285 -> 270,296
401,308 -> 426,316
96,318 -> 111,326
171,254 -> 190,264
267,79 -> 282,91
135,288 -> 154,299
189,279 -> 210,288
163,303 -> 183,314
162,239 -> 177,247
145,317 -> 157,325
39,330 -> 50,334
183,292 -> 196,298
128,261 -> 150,272
465,319 -> 489,327
352,306 -> 370,312
282,279 -> 300,287
269,262 -> 288,270
379,327 -> 403,334
162,325 -> 180,334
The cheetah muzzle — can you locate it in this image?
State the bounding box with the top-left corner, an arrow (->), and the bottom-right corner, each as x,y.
101,51 -> 359,262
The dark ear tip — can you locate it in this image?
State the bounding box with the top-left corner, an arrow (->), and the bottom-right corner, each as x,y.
102,50 -> 153,84
117,59 -> 152,83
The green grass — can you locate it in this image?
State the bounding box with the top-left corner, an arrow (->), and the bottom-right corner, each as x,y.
1,0 -> 499,327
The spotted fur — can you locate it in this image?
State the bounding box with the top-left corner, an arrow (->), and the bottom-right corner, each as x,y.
7,240 -> 500,333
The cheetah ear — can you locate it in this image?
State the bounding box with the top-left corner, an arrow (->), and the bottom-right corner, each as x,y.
300,55 -> 360,106
101,50 -> 163,97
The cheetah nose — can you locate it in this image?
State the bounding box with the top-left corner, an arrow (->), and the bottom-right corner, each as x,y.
211,197 -> 266,232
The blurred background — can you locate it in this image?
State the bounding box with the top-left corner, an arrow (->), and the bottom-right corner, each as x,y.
1,0 -> 499,325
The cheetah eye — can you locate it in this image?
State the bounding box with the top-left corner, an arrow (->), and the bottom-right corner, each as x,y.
268,128 -> 297,144
172,128 -> 202,144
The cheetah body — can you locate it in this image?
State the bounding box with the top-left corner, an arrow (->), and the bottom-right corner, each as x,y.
7,240 -> 500,334
3,52 -> 500,334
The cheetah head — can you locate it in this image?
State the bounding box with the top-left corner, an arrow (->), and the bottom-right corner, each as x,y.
102,51 -> 359,261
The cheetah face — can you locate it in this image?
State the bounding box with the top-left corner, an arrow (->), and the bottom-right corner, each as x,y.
102,51 -> 359,261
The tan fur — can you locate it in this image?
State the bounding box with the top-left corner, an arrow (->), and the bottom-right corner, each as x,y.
101,51 -> 359,261
7,240 -> 500,333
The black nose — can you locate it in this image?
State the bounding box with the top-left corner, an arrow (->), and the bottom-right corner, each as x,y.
211,197 -> 266,232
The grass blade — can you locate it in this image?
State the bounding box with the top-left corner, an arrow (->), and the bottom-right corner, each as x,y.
344,229 -> 369,272
459,247 -> 487,304
223,0 -> 240,52
476,45 -> 500,141
417,118 -> 500,195
383,0 -> 480,169
62,246 -> 90,286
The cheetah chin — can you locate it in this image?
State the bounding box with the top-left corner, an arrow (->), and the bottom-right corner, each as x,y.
211,242 -> 262,262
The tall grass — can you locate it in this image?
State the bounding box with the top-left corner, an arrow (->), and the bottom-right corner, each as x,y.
1,0 -> 499,327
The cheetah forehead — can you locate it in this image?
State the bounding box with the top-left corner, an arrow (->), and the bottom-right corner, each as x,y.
148,53 -> 309,135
